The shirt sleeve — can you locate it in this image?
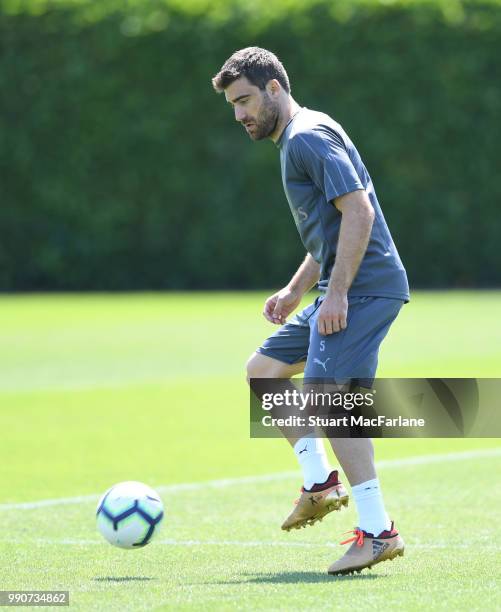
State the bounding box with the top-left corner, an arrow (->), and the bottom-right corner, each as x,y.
291,127 -> 364,202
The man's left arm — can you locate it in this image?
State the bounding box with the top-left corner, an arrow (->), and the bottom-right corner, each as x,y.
317,189 -> 375,335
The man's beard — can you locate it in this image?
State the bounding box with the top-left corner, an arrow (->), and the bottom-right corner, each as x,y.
250,94 -> 280,140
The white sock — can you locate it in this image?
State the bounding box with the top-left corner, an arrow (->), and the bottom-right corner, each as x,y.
293,436 -> 332,490
351,478 -> 391,536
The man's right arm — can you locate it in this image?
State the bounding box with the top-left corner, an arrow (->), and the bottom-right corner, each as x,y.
263,253 -> 320,324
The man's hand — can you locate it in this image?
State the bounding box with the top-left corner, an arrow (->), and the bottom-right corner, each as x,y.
264,287 -> 302,325
317,291 -> 348,335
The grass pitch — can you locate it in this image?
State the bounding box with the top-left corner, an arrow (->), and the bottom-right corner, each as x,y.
0,291 -> 500,611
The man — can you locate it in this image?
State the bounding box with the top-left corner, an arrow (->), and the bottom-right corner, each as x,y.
212,47 -> 409,575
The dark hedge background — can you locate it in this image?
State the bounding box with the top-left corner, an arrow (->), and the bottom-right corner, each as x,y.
1,0 -> 500,290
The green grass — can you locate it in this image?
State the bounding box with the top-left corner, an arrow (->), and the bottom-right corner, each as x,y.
0,291 -> 500,611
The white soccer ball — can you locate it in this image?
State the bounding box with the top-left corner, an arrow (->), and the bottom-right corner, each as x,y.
96,481 -> 164,549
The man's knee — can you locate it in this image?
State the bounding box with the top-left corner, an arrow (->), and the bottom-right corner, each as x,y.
246,352 -> 303,383
246,352 -> 280,383
246,352 -> 267,384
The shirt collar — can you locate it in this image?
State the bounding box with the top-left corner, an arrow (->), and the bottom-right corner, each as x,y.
275,107 -> 304,148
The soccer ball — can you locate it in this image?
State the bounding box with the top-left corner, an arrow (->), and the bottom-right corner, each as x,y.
96,481 -> 164,549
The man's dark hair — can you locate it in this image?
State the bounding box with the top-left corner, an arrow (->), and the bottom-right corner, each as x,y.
212,47 -> 290,94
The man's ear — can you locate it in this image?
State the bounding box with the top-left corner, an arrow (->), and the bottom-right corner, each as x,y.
267,79 -> 281,96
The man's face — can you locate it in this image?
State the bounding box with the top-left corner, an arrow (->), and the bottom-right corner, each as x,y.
225,77 -> 280,141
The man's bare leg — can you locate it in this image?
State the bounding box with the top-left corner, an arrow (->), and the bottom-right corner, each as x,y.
247,353 -> 348,530
327,438 -> 376,486
247,357 -> 378,488
327,434 -> 401,576
246,351 -> 305,382
246,351 -> 306,448
328,436 -> 390,540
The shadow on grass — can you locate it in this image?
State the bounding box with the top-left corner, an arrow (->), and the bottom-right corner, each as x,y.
216,571 -> 382,584
93,576 -> 154,582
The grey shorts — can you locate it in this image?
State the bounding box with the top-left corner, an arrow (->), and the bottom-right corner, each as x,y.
256,295 -> 404,385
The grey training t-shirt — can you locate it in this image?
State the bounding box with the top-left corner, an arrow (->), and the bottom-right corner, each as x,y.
277,107 -> 409,301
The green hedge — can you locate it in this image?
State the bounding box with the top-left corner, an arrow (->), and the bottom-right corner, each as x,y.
1,0 -> 500,289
